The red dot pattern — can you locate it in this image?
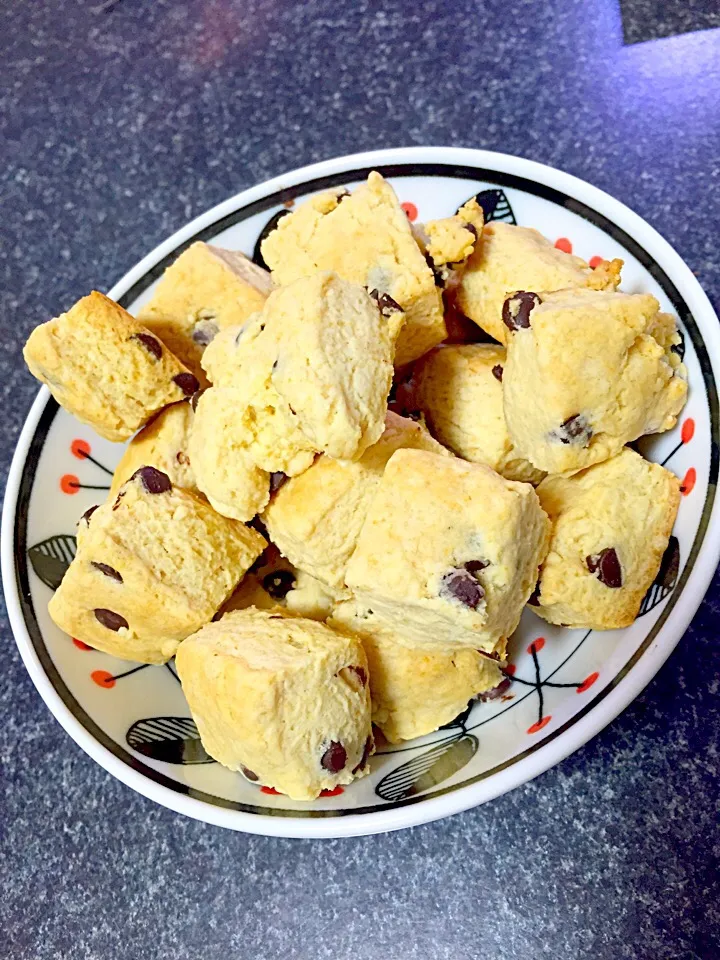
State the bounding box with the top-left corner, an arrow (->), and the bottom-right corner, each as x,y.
680,467 -> 696,496
681,418 -> 695,445
319,786 -> 344,797
60,474 -> 79,495
589,255 -> 604,269
73,638 -> 92,651
401,201 -> 418,222
577,672 -> 599,693
527,715 -> 552,734
554,237 -> 572,254
91,670 -> 115,689
71,439 -> 91,460
527,637 -> 545,656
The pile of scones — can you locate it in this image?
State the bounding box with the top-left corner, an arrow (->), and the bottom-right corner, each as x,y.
23,172 -> 688,800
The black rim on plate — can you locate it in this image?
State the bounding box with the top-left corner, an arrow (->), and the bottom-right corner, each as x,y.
12,162 -> 720,819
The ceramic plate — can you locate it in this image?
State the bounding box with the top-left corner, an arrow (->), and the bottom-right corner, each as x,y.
3,147 -> 719,838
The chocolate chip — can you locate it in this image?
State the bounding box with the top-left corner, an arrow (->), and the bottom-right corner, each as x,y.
190,389 -> 204,411
464,222 -> 478,239
502,291 -> 541,332
492,364 -> 503,382
94,608 -> 128,631
553,414 -> 593,446
479,678 -> 512,701
191,319 -> 219,346
335,189 -> 351,203
349,665 -> 367,687
320,741 -> 347,773
131,465 -> 172,494
475,648 -> 501,662
527,581 -> 541,606
112,492 -> 125,511
464,559 -> 489,574
91,561 -> 123,583
176,451 -> 190,465
241,766 -> 259,782
80,504 -> 99,526
263,569 -> 296,600
269,472 -> 288,494
441,568 -> 485,609
424,251 -> 445,288
173,372 -> 200,396
368,288 -> 404,317
352,735 -> 374,774
586,547 -> 623,588
130,332 -> 163,361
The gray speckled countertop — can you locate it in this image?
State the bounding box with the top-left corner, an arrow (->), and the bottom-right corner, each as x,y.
2,2 -> 719,958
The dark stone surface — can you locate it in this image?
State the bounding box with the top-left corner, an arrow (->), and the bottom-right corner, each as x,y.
621,0 -> 720,44
1,1 -> 719,957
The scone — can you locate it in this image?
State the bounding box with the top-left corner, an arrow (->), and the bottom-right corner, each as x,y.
456,222 -> 622,344
260,171 -> 445,365
175,608 -> 373,800
419,198 -> 484,291
49,466 -> 265,664
110,400 -> 197,498
532,447 -> 681,629
345,449 -> 550,651
24,291 -> 199,442
222,547 -> 336,622
262,412 -> 450,591
502,288 -> 688,474
190,273 -> 403,519
136,242 -> 273,383
413,343 -> 544,484
331,604 -> 506,743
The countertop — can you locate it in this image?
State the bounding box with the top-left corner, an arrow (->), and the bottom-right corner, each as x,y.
1,1 -> 719,958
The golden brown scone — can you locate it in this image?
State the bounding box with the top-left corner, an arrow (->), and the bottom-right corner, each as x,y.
137,242 -> 273,383
532,447 -> 681,629
502,288 -> 688,474
331,604 -> 506,743
456,222 -> 623,343
189,273 -> 403,520
48,466 -> 265,664
260,172 -> 445,365
110,401 -> 197,498
413,343 -> 545,484
262,412 -> 450,591
24,292 -> 199,442
345,449 -> 550,651
176,608 -> 373,800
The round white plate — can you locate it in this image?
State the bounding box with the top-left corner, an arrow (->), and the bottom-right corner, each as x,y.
3,146 -> 719,838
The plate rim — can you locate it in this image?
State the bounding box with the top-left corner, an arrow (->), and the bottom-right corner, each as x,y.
3,145 -> 720,838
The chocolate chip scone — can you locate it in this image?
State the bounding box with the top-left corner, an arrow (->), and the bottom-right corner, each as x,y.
110,400 -> 197,498
413,343 -> 545,484
502,288 -> 688,474
531,447 -> 681,628
137,242 -> 273,384
456,222 -> 623,344
262,412 -> 450,591
418,198 -> 484,292
331,604 -> 506,743
24,292 -> 199,441
345,449 -> 550,651
49,467 -> 265,664
260,171 -> 445,365
175,608 -> 373,800
190,273 -> 403,519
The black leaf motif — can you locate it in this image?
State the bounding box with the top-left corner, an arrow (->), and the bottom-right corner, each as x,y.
375,733 -> 478,802
439,702 -> 474,730
252,209 -> 292,270
463,188 -> 516,225
638,536 -> 680,616
126,717 -> 215,764
28,534 -> 77,590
